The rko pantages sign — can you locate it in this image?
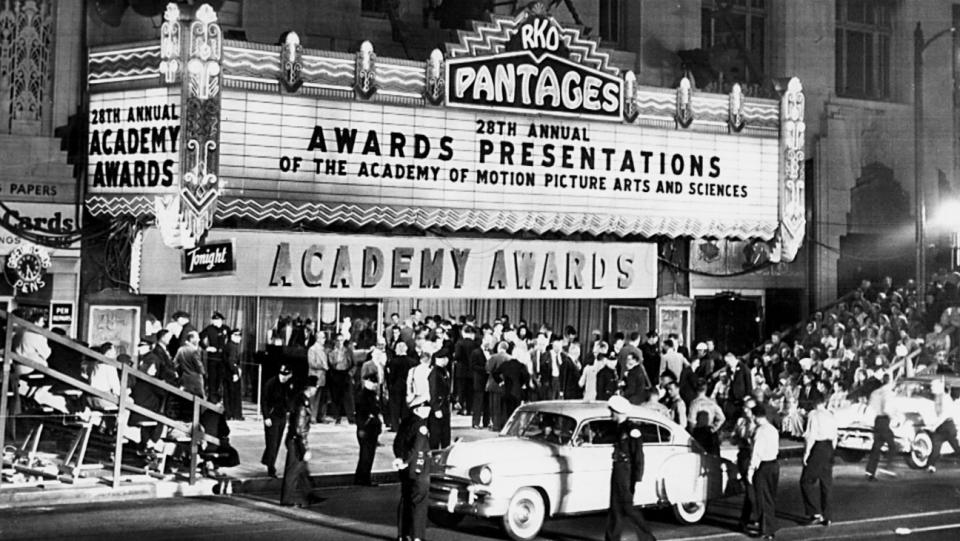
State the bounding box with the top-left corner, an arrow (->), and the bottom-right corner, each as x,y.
446,11 -> 622,120
138,229 -> 658,299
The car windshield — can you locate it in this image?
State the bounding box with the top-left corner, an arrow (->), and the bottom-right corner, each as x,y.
896,381 -> 934,400
503,410 -> 578,445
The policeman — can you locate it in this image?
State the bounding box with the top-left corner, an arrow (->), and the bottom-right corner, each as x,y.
605,395 -> 656,541
393,401 -> 431,541
261,365 -> 294,478
355,371 -> 382,486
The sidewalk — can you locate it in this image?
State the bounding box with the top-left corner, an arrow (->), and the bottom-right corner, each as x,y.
222,402 -> 804,493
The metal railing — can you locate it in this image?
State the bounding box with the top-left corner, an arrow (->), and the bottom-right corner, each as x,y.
0,309 -> 224,489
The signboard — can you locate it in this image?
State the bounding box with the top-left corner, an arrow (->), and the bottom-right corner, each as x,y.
0,178 -> 76,204
182,240 -> 236,277
87,305 -> 140,356
0,203 -> 80,256
445,13 -> 622,120
87,87 -> 181,194
50,301 -> 75,335
139,228 -> 658,299
218,94 -> 779,232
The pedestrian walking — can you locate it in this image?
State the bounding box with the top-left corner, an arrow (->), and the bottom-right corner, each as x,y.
428,353 -> 452,449
307,332 -> 328,422
387,341 -> 415,431
604,395 -> 656,541
865,374 -> 896,481
497,352 -> 530,421
175,330 -> 205,402
688,380 -> 725,455
486,341 -> 510,431
801,393 -> 837,527
261,365 -> 294,478
748,404 -> 779,540
926,378 -> 960,473
281,376 -> 319,507
328,332 -> 355,424
732,398 -> 759,533
393,402 -> 431,541
355,370 -> 382,486
596,354 -> 619,401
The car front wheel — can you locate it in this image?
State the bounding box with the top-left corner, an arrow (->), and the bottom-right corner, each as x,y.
907,432 -> 933,469
673,501 -> 707,524
502,487 -> 546,541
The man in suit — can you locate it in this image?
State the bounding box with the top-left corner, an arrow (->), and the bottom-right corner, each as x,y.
175,330 -> 205,399
621,352 -> 649,405
471,333 -> 493,429
261,365 -> 294,477
486,341 -> 511,431
617,332 -> 643,378
639,331 -> 661,385
497,351 -> 530,420
725,352 -> 753,430
453,326 -> 479,415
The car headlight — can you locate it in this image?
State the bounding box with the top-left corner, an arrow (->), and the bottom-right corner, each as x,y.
470,465 -> 493,485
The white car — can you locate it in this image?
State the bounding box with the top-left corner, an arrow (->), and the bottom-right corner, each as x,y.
836,375 -> 960,469
427,400 -> 739,541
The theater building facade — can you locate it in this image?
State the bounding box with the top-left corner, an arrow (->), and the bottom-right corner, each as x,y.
83,4 -> 804,354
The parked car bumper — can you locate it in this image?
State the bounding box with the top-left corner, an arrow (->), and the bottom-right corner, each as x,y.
428,475 -> 510,517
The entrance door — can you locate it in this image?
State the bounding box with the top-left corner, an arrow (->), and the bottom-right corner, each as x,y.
694,295 -> 760,355
339,300 -> 381,350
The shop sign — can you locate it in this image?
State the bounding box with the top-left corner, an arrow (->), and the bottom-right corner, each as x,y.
182,240 -> 235,277
87,87 -> 181,194
50,301 -> 75,334
140,228 -> 658,299
445,13 -> 622,120
0,203 -> 80,256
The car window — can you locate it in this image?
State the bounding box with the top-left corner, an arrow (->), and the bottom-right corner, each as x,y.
503,410 -> 577,445
632,420 -> 662,444
574,419 -> 618,446
658,425 -> 673,443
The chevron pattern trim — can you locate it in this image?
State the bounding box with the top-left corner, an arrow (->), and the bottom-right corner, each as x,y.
86,195 -> 777,240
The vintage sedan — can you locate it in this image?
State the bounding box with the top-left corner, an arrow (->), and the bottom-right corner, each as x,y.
427,400 -> 739,541
836,375 -> 960,469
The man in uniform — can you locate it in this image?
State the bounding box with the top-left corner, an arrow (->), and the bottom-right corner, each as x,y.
355,368 -> 382,486
605,395 -> 656,541
748,404 -> 779,540
201,311 -> 230,403
393,401 -> 431,541
261,365 -> 294,478
801,393 -> 837,527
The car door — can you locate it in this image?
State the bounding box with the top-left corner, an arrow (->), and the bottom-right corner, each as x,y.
630,419 -> 668,506
560,418 -> 617,514
659,425 -> 736,504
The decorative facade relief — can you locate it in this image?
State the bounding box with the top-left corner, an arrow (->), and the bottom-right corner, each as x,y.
159,3 -> 181,84
675,76 -> 693,128
423,48 -> 443,105
774,77 -> 806,262
354,40 -> 376,99
279,31 -> 302,92
0,0 -> 52,134
728,83 -> 745,132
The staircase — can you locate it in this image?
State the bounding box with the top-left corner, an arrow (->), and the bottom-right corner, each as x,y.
0,309 -> 229,504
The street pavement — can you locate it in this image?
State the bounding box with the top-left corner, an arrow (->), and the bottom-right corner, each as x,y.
4,457 -> 960,540
220,402 -> 801,484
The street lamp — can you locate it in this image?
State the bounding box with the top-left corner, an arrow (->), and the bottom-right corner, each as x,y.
914,22 -> 956,317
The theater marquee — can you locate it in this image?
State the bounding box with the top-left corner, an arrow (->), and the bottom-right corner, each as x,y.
86,4 -> 805,263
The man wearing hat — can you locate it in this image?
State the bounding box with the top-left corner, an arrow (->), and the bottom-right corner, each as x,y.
223,328 -> 244,420
282,375 -> 320,507
261,365 -> 294,478
605,395 -> 656,541
202,311 -> 231,403
393,401 -> 431,541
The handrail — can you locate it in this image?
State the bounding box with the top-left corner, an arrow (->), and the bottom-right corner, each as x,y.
0,309 -> 223,414
1,309 -> 223,489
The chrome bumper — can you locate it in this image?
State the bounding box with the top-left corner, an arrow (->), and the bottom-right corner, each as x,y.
428,475 -> 509,517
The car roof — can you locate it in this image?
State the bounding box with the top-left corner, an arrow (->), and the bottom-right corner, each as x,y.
900,375 -> 960,386
515,399 -> 678,427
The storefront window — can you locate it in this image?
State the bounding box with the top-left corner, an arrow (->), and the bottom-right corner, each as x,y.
835,0 -> 892,100
700,0 -> 767,91
598,0 -> 622,45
